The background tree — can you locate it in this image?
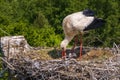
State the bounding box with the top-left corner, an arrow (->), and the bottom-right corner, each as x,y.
0,0 -> 119,47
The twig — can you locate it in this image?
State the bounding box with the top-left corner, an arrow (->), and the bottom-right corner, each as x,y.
85,66 -> 97,80
0,57 -> 15,70
113,42 -> 120,54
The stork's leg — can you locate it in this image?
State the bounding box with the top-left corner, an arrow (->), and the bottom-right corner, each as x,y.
62,48 -> 66,60
71,35 -> 78,53
79,33 -> 83,60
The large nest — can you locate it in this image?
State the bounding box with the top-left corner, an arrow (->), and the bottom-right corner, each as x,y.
1,48 -> 120,80
1,36 -> 120,80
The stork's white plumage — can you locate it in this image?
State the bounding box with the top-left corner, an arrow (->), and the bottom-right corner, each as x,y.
61,9 -> 105,59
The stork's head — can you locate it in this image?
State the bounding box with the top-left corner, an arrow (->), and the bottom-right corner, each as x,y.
83,9 -> 95,16
60,40 -> 67,50
60,38 -> 70,50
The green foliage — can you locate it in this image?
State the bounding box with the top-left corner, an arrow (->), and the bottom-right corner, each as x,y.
0,0 -> 120,47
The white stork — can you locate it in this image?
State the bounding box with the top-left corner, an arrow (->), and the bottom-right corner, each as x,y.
60,9 -> 105,60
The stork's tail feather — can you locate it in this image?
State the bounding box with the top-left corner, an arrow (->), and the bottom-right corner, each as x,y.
83,18 -> 106,31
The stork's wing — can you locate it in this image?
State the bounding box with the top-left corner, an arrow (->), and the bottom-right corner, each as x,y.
83,18 -> 106,31
72,17 -> 95,31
